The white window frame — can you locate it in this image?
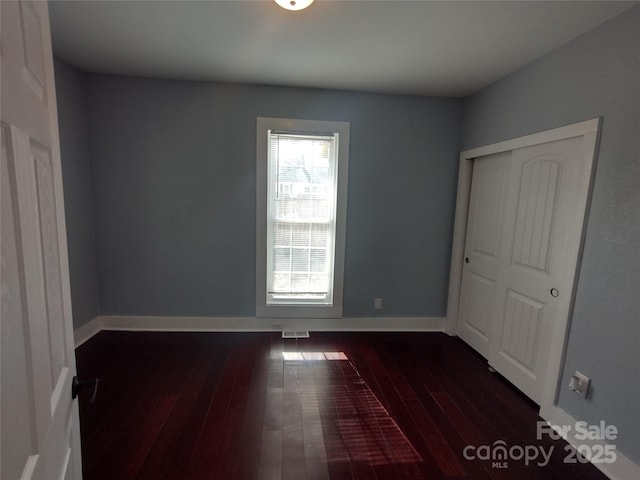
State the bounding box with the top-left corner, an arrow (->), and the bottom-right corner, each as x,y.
256,117 -> 350,318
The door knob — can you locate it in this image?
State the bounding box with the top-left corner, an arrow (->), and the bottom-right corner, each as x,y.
72,376 -> 99,403
550,288 -> 559,297
465,257 -> 470,264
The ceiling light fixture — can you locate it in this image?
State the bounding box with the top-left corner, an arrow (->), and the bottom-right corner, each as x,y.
274,0 -> 314,11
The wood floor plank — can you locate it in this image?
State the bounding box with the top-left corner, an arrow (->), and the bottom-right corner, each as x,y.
282,361 -> 306,480
258,335 -> 285,480
159,342 -> 229,480
298,358 -> 330,480
346,340 -> 443,480
84,346 -> 172,477
74,331 -> 610,480
311,358 -> 354,480
134,349 -> 213,480
235,337 -> 271,480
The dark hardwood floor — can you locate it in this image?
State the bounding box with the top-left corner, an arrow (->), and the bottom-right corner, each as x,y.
75,331 -> 608,480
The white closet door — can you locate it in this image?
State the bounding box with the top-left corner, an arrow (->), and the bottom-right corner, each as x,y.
459,133 -> 593,404
488,136 -> 587,403
457,152 -> 511,357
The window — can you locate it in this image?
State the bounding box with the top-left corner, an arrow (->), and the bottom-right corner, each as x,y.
257,117 -> 349,318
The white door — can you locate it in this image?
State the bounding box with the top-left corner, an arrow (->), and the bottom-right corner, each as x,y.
457,151 -> 511,357
1,1 -> 83,480
488,136 -> 589,403
460,135 -> 594,404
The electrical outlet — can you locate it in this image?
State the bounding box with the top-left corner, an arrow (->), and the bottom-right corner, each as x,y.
374,298 -> 383,310
568,371 -> 590,398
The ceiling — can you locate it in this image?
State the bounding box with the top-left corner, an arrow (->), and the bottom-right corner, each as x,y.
49,0 -> 637,98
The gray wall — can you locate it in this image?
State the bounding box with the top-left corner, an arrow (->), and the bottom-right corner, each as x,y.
56,4 -> 640,465
54,58 -> 101,329
84,76 -> 462,318
462,6 -> 640,463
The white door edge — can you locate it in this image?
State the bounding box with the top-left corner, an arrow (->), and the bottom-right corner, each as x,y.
446,118 -> 601,414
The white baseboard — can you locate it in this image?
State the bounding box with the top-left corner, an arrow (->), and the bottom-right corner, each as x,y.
74,315 -> 445,346
542,405 -> 640,480
73,316 -> 104,347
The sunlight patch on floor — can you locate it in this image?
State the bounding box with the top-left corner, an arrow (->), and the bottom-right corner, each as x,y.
281,350 -> 423,466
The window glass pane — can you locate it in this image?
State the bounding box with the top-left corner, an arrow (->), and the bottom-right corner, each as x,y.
274,222 -> 292,246
263,123 -> 345,307
274,248 -> 290,271
291,248 -> 309,272
273,273 -> 290,292
269,134 -> 335,298
309,274 -> 328,293
310,249 -> 326,272
310,224 -> 328,247
292,223 -> 310,246
291,274 -> 310,293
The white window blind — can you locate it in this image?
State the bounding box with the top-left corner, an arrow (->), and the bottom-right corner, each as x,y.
267,132 -> 338,305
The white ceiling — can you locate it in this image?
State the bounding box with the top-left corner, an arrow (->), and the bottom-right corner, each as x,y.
49,0 -> 637,98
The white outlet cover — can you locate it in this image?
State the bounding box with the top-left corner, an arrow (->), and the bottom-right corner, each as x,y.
569,371 -> 590,397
